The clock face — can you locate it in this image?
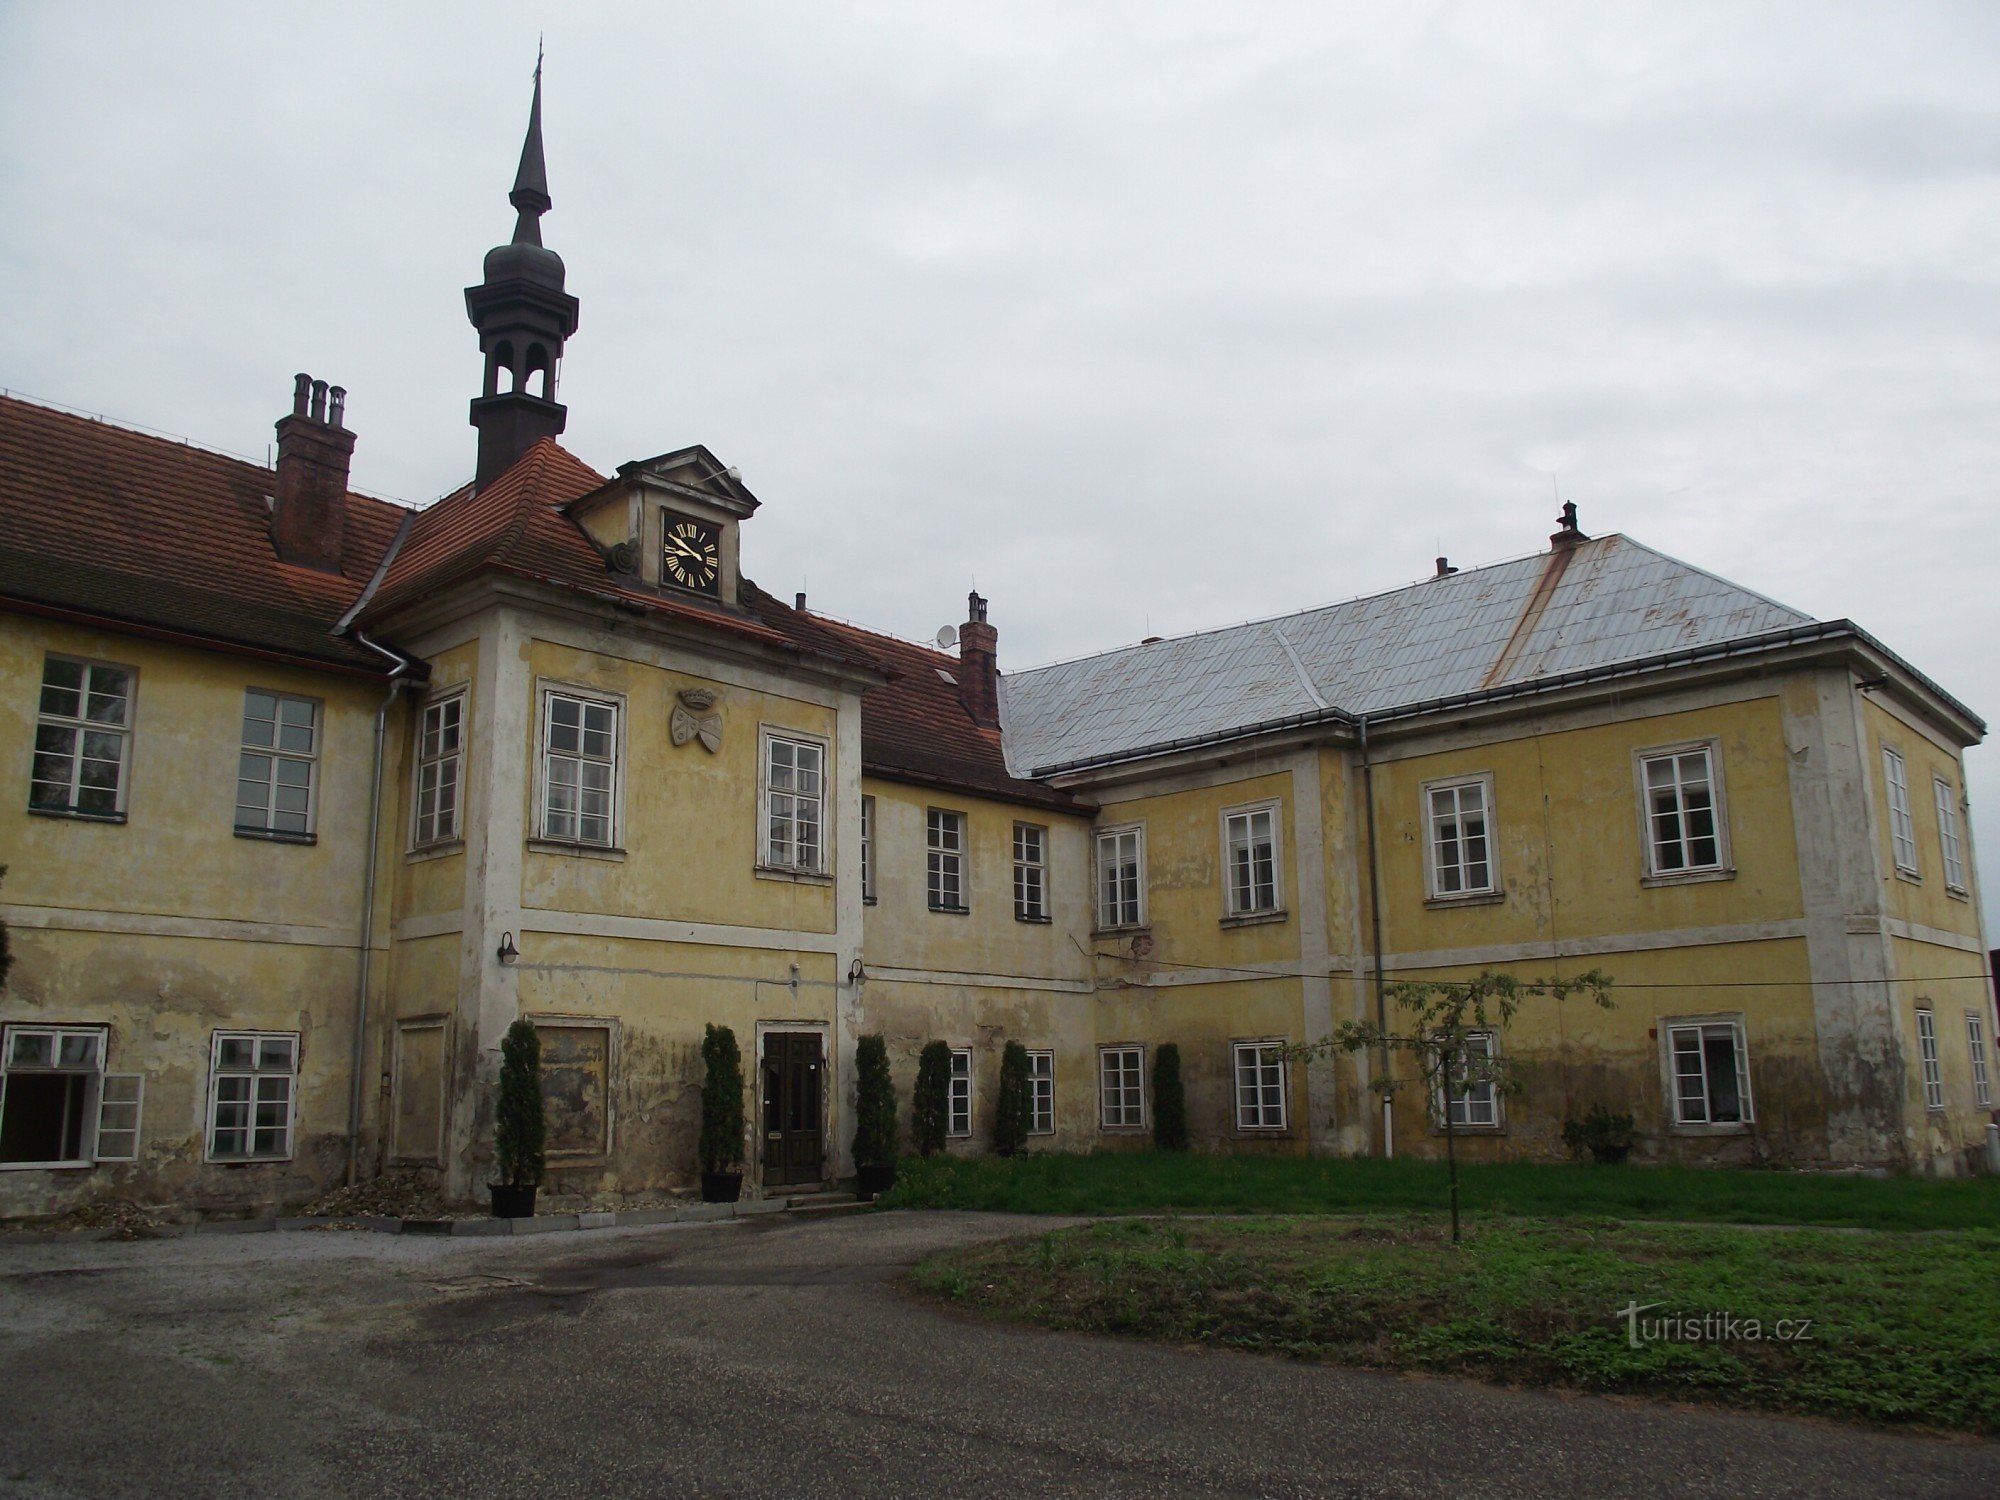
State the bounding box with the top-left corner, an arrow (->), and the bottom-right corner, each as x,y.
661,514 -> 721,595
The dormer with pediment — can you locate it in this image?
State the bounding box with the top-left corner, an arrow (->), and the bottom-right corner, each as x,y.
567,444 -> 760,610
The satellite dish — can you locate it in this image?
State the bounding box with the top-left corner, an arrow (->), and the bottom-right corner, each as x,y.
935,624 -> 958,649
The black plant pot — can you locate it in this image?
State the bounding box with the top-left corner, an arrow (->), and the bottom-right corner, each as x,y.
490,1183 -> 538,1218
855,1162 -> 896,1201
1590,1144 -> 1632,1166
701,1170 -> 744,1204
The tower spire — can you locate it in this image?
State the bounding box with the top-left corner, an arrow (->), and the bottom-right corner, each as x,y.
509,44 -> 551,244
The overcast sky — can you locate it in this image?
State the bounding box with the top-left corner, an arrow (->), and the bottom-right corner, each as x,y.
4,3 -> 1997,933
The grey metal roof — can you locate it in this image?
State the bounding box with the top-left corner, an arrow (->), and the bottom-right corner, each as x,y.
1000,535 -> 1814,775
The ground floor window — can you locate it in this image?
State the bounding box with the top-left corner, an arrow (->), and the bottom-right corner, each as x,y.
1099,1046 -> 1145,1130
1436,1031 -> 1499,1129
1027,1050 -> 1055,1135
1232,1041 -> 1287,1130
208,1033 -> 298,1160
1917,1009 -> 1944,1111
948,1048 -> 973,1137
0,1025 -> 122,1166
1666,1019 -> 1753,1126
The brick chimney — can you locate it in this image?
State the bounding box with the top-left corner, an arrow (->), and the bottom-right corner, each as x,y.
958,591 -> 1001,729
271,373 -> 355,573
1549,500 -> 1587,552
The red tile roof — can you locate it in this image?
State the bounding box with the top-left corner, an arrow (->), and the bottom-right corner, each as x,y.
0,393 -> 405,671
742,587 -> 1086,815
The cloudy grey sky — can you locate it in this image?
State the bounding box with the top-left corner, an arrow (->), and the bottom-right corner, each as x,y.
4,3 -> 1997,930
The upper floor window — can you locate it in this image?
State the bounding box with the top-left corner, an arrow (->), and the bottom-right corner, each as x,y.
1223,803 -> 1281,917
237,690 -> 318,837
1232,1041 -> 1287,1130
1933,778 -> 1966,892
1916,1009 -> 1944,1111
540,689 -> 617,846
414,693 -> 464,846
1013,822 -> 1048,922
1666,1018 -> 1753,1127
1095,824 -> 1145,930
927,809 -> 967,912
860,795 -> 876,903
1883,748 -> 1917,876
207,1032 -> 298,1160
31,657 -> 132,819
762,732 -> 825,873
1639,744 -> 1723,876
1425,776 -> 1493,897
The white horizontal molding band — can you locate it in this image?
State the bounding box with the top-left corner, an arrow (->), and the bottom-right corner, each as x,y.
1377,919 -> 1812,974
0,902 -> 361,950
393,911 -> 466,942
862,964 -> 1094,994
518,906 -> 841,954
1877,917 -> 1986,956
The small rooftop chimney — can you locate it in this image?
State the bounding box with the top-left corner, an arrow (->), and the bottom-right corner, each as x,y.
1550,500 -> 1587,551
958,590 -> 1001,730
795,591 -> 807,614
1435,556 -> 1458,578
271,372 -> 355,573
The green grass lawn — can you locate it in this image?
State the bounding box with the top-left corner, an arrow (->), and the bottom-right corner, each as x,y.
882,1151 -> 2000,1231
909,1215 -> 2000,1433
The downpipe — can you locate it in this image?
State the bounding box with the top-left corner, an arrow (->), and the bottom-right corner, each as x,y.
1359,716 -> 1392,1158
347,632 -> 413,1186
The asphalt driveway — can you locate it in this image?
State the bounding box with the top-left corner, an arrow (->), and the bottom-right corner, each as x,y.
0,1209 -> 1992,1498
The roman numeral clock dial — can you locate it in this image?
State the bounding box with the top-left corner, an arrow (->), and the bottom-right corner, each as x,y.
661,515 -> 720,595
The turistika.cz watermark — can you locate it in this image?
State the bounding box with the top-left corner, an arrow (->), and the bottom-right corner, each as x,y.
1615,1301 -> 1815,1349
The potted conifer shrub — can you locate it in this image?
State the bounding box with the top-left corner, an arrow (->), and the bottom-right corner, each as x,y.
490,1017 -> 544,1218
994,1040 -> 1030,1158
912,1040 -> 951,1156
699,1023 -> 747,1202
852,1034 -> 899,1200
1152,1042 -> 1188,1152
1562,1105 -> 1639,1165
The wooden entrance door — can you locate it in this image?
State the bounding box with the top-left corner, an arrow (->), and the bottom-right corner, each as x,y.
762,1033 -> 824,1187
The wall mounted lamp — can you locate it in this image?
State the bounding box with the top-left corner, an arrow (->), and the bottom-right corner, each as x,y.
497,932 -> 519,965
848,958 -> 866,985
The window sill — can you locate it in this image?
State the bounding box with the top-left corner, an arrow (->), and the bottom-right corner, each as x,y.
234,827 -> 316,846
1430,1124 -> 1505,1137
928,904 -> 972,916
754,864 -> 833,886
526,838 -> 626,862
1097,1125 -> 1148,1135
1641,866 -> 1733,889
1014,912 -> 1052,925
1092,925 -> 1149,940
28,807 -> 126,825
1424,890 -> 1503,910
1221,909 -> 1288,929
0,1159 -> 96,1172
406,838 -> 465,864
1945,884 -> 1970,903
863,896 -> 878,907
1231,1126 -> 1292,1138
1893,867 -> 1923,886
1667,1121 -> 1753,1137
207,1155 -> 297,1166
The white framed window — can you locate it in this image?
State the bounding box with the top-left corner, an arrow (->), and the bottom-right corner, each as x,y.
1665,1018 -> 1753,1127
237,690 -> 319,836
859,795 -> 876,902
207,1032 -> 299,1161
1916,1009 -> 1944,1111
31,657 -> 133,819
1095,824 -> 1145,930
1232,1041 -> 1287,1130
1424,775 -> 1493,898
413,693 -> 465,846
947,1048 -> 972,1137
1013,822 -> 1048,921
1027,1050 -> 1055,1135
539,688 -> 618,846
1098,1045 -> 1145,1130
0,1025 -> 135,1168
1222,802 -> 1282,916
1433,1031 -> 1499,1129
1638,745 -> 1724,876
761,731 -> 826,872
1884,747 -> 1918,876
927,809 -> 967,911
1934,778 -> 1966,892
1967,1012 -> 1991,1109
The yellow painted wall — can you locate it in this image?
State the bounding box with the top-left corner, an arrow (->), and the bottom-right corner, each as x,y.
387,640 -> 477,926
1861,700 -> 1983,938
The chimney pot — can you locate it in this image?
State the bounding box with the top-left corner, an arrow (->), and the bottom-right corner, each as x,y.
309,379 -> 328,422
292,372 -> 312,416
1435,556 -> 1458,578
328,386 -> 347,430
794,591 -> 807,613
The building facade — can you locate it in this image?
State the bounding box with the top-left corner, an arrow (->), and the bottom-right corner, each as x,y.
0,85 -> 1991,1220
